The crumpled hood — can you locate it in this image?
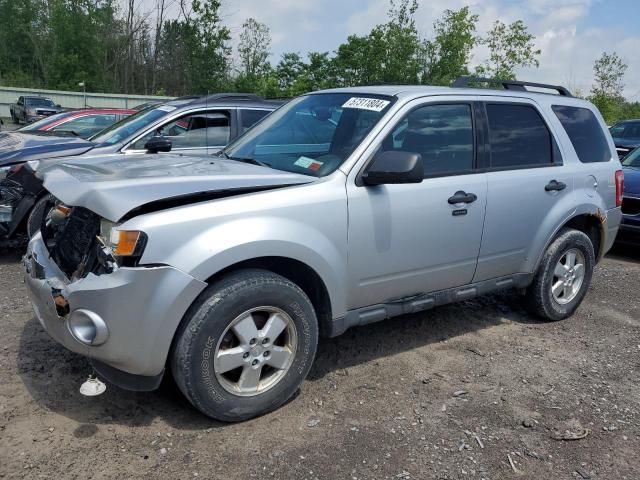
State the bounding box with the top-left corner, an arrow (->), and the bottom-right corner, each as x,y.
623,166 -> 640,197
0,131 -> 95,166
41,153 -> 315,221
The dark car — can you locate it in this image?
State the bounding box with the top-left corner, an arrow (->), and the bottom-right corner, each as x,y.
0,93 -> 282,243
18,108 -> 136,139
0,93 -> 281,170
616,147 -> 640,245
9,96 -> 65,124
609,120 -> 640,159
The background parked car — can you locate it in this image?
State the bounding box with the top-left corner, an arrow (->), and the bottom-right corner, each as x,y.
616,146 -> 640,245
16,108 -> 136,139
609,119 -> 640,159
0,93 -> 282,170
0,94 -> 282,243
9,96 -> 64,124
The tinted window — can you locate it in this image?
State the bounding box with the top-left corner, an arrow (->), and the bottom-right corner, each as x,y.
380,104 -> 474,176
552,105 -> 611,163
130,111 -> 230,150
623,122 -> 640,139
486,104 -> 553,168
240,109 -> 270,133
622,148 -> 640,167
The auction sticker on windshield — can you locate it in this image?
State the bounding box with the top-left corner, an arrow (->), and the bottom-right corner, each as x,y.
342,97 -> 390,112
294,156 -> 324,172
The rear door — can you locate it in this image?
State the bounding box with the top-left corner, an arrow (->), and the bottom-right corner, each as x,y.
473,99 -> 573,282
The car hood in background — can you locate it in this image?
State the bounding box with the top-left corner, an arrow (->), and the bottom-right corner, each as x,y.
41,154 -> 316,221
623,166 -> 640,197
0,131 -> 95,167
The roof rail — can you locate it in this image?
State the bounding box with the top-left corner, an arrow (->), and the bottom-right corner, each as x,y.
197,92 -> 264,103
452,76 -> 573,97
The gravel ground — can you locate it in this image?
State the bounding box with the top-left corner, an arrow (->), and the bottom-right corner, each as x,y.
0,117 -> 18,131
0,245 -> 639,479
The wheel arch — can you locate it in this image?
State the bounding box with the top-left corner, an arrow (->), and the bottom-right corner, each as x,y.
202,257 -> 334,337
532,210 -> 605,274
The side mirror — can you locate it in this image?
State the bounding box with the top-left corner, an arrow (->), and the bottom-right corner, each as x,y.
361,151 -> 423,186
144,136 -> 172,153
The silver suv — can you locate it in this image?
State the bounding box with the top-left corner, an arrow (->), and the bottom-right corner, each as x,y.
23,77 -> 623,421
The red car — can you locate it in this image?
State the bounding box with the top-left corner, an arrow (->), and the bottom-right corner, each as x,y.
18,108 -> 136,139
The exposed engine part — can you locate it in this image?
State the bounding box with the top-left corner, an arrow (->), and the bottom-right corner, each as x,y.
42,205 -> 112,280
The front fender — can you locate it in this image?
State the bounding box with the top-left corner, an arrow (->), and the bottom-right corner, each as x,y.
190,218 -> 348,319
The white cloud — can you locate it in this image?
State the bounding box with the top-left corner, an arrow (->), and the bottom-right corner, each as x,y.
137,0 -> 640,99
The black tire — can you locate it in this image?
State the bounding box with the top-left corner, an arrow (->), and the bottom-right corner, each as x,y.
171,269 -> 319,422
525,228 -> 595,321
27,194 -> 55,238
11,111 -> 17,124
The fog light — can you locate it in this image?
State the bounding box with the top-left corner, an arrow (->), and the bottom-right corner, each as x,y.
67,309 -> 109,346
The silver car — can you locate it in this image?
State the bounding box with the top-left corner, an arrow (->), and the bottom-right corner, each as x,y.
23,78 -> 623,421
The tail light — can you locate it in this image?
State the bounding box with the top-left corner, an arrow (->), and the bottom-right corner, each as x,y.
615,170 -> 624,208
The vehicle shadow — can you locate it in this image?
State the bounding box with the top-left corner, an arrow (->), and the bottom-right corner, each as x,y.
17,289 -> 536,431
606,243 -> 640,264
0,247 -> 23,265
308,290 -> 535,380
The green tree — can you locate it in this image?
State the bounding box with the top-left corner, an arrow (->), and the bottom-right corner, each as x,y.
237,18 -> 271,79
475,20 -> 540,79
420,7 -> 478,85
190,0 -> 232,93
333,0 -> 421,86
589,51 -> 627,123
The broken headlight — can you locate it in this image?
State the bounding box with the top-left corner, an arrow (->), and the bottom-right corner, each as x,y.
99,219 -> 147,264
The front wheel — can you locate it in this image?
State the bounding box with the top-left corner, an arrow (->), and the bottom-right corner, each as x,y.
27,194 -> 55,238
525,228 -> 595,321
171,269 -> 318,422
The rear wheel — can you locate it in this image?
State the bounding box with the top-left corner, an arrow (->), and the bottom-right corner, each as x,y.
525,228 -> 595,321
171,269 -> 318,422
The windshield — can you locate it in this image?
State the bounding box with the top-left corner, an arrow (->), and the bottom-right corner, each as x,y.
90,105 -> 172,145
610,122 -> 640,140
223,93 -> 395,177
623,148 -> 640,167
26,98 -> 56,107
18,111 -> 70,131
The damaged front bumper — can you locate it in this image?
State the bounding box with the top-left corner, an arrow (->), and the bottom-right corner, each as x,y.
23,232 -> 207,390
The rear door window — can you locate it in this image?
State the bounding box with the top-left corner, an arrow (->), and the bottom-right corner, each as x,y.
486,103 -> 554,169
240,109 -> 271,133
552,105 -> 611,163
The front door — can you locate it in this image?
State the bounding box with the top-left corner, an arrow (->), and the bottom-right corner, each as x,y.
346,100 -> 487,309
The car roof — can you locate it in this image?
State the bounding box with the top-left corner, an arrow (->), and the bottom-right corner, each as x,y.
310,84 -> 589,105
164,93 -> 285,110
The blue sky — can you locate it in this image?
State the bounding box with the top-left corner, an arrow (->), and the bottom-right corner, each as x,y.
158,0 -> 640,99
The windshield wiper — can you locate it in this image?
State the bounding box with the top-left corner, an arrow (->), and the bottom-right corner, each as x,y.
218,151 -> 270,168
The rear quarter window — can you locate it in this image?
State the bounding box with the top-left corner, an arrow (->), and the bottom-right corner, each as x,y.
552,105 -> 611,163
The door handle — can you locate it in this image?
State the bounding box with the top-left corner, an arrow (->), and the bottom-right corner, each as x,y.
448,191 -> 477,205
545,180 -> 566,192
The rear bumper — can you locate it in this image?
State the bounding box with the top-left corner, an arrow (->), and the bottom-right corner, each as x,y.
23,233 -> 207,387
602,207 -> 623,256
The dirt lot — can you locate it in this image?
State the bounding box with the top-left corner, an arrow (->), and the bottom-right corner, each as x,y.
1,246 -> 639,480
